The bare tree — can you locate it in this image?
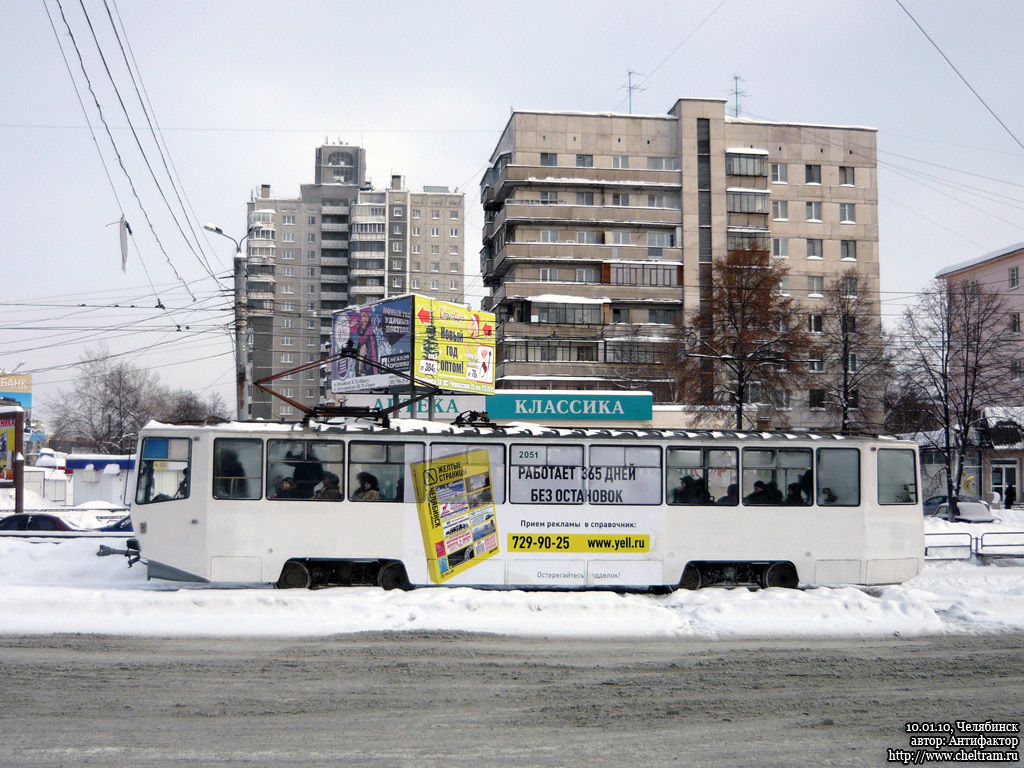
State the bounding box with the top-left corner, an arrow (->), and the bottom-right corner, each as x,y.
46,346 -> 162,454
812,269 -> 886,433
156,390 -> 229,424
673,247 -> 811,430
896,279 -> 1017,519
605,323 -> 671,399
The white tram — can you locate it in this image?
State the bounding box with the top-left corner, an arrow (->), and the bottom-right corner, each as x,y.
123,419 -> 925,591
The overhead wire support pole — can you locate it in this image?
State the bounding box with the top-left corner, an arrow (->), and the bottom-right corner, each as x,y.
620,69 -> 646,114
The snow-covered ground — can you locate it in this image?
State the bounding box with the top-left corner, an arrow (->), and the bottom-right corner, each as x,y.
1,513 -> 1022,638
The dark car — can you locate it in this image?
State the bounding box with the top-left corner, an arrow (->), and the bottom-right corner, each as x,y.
0,513 -> 79,532
99,516 -> 133,533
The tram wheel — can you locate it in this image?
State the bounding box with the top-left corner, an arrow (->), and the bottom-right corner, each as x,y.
679,563 -> 703,591
276,560 -> 312,590
761,561 -> 799,589
377,561 -> 412,591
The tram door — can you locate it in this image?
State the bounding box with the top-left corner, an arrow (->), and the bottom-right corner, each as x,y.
991,461 -> 1018,508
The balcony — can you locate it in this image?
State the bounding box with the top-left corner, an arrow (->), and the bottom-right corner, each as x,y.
350,285 -> 386,296
321,255 -> 349,267
484,201 -> 680,240
481,164 -> 682,209
350,268 -> 386,278
321,222 -> 349,233
321,290 -> 349,302
321,205 -> 350,215
485,242 -> 683,282
485,279 -> 681,309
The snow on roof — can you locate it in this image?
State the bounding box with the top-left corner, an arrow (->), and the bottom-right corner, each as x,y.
724,115 -> 878,132
935,242 -> 1024,278
725,147 -> 770,155
726,187 -> 770,194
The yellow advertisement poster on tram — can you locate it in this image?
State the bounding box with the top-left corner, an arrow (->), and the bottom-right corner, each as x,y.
411,448 -> 499,583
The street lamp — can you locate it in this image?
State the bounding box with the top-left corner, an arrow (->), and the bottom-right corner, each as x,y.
205,223 -> 256,420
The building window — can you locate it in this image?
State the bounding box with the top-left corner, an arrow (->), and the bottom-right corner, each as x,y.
392,242 -> 402,252
449,280 -> 458,290
839,166 -> 855,186
808,314 -> 823,333
281,250 -> 295,260
575,267 -> 598,283
726,191 -> 769,214
450,262 -> 460,272
1013,360 -> 1024,381
808,275 -> 824,297
841,240 -> 858,260
577,191 -> 594,205
1011,312 -> 1021,333
307,233 -> 316,243
539,268 -> 558,282
647,157 -> 677,170
431,245 -> 440,254
612,155 -> 629,169
282,266 -> 295,277
839,203 -> 856,223
307,251 -> 316,261
609,264 -> 678,287
843,276 -> 859,298
450,228 -> 459,237
411,244 -> 420,254
281,284 -> 295,295
577,230 -> 598,244
450,246 -> 459,256
308,216 -> 316,226
848,353 -> 859,372
281,302 -> 294,312
648,232 -> 674,248
649,308 -> 678,324
576,154 -> 593,167
412,209 -> 421,219
430,227 -> 440,237
411,226 -> 420,236
282,215 -> 295,225
1010,266 -> 1020,289
541,230 -> 558,243
771,200 -> 788,221
450,210 -> 459,220
392,277 -> 402,288
612,231 -> 630,245
809,358 -> 824,373
282,318 -> 293,329
411,279 -> 419,289
539,191 -> 559,205
805,165 -> 821,185
392,207 -> 403,217
431,210 -> 440,220
430,280 -> 439,291
611,308 -> 625,323
391,260 -> 402,270
771,163 -> 788,184
282,233 -> 296,243
281,353 -> 295,364
809,390 -> 826,410
806,202 -> 822,222
772,238 -> 789,258
776,276 -> 791,296
611,193 -> 629,206
540,152 -> 557,166
306,337 -> 316,347
807,239 -> 823,259
430,262 -> 440,272
648,194 -> 669,207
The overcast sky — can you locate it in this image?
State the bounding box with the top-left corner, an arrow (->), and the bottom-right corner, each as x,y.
3,0 -> 1023,417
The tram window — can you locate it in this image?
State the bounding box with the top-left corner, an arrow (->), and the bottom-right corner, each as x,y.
816,448 -> 860,506
431,443 -> 506,504
267,440 -> 344,500
510,444 -> 584,504
878,449 -> 918,505
349,441 -> 424,502
741,448 -> 812,506
213,439 -> 263,500
136,437 -> 191,505
589,445 -> 662,505
667,447 -> 738,505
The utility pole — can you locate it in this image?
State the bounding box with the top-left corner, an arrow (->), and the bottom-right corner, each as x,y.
620,69 -> 647,114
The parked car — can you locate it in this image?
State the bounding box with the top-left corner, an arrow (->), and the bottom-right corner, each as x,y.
923,494 -> 989,517
0,513 -> 79,532
935,501 -> 995,524
98,516 -> 133,533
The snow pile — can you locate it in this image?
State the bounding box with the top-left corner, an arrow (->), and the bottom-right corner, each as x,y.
0,537 -> 1022,638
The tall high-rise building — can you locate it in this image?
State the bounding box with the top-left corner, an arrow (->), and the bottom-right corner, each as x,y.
479,100 -> 879,428
245,146 -> 464,420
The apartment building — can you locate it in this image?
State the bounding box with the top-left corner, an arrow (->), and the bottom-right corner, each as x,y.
479,99 -> 879,428
245,146 -> 464,420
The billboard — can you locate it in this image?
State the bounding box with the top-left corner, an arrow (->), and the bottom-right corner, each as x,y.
0,414 -> 15,481
0,373 -> 31,409
331,295 -> 495,395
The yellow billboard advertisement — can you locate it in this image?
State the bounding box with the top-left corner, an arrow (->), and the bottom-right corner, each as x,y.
0,414 -> 15,481
411,448 -> 499,583
412,296 -> 495,395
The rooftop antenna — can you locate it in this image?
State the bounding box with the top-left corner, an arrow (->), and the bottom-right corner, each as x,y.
728,74 -> 749,118
620,69 -> 647,114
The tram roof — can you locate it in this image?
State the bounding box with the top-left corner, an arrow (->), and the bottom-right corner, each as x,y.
143,418 -> 911,444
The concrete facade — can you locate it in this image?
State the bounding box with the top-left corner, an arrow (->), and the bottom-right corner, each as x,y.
479,100 -> 880,428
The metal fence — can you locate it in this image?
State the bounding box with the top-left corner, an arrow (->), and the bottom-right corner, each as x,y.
925,530 -> 1024,561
